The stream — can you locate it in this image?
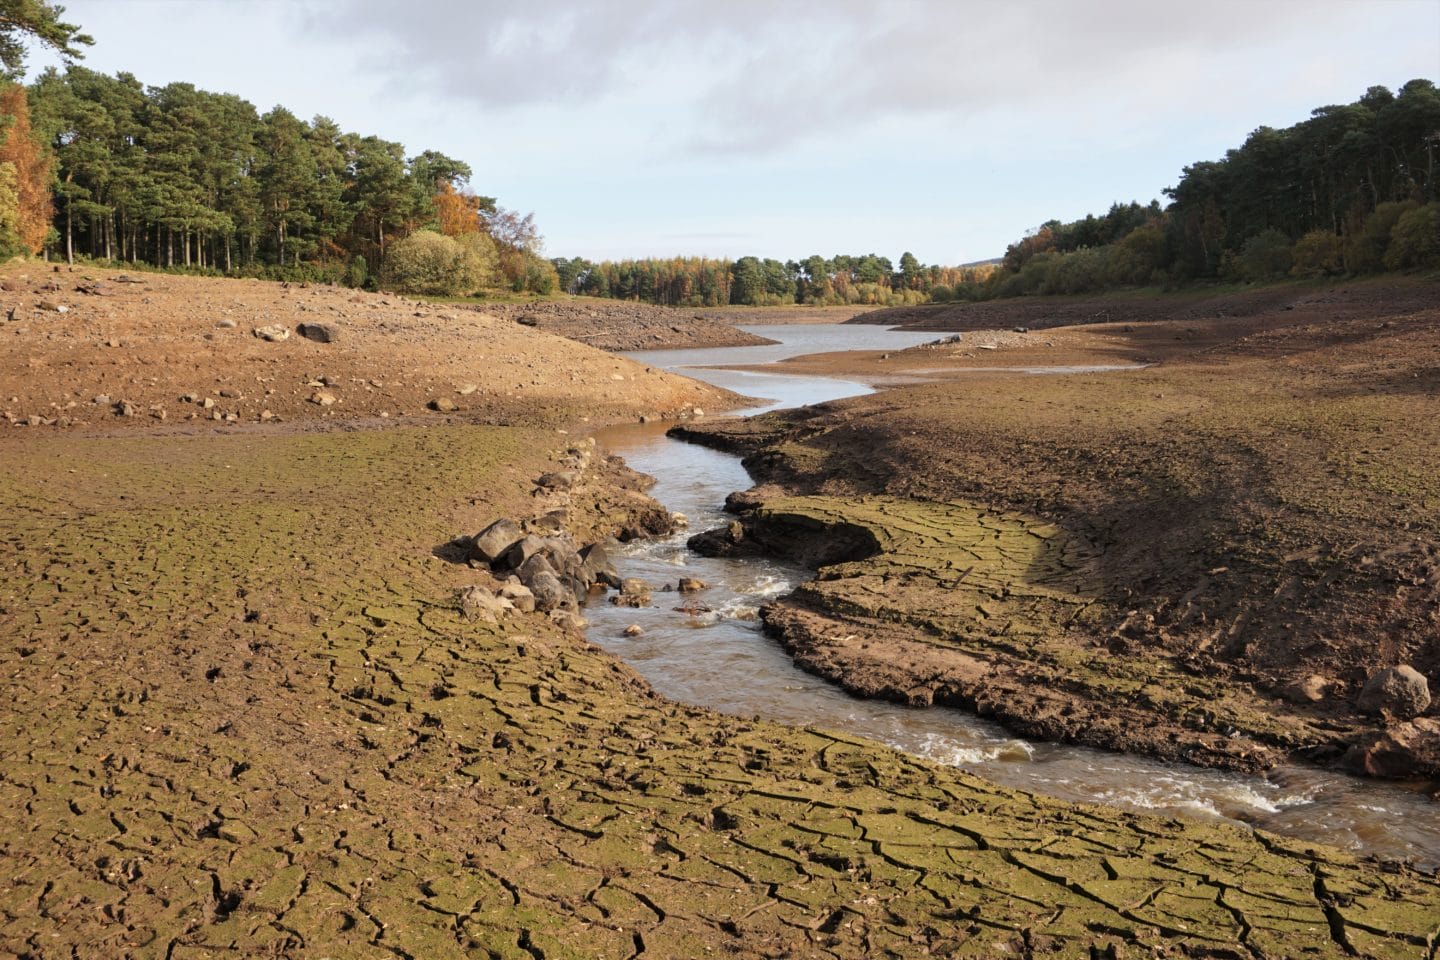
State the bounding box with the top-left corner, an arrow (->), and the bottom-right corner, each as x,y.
585,323 -> 1439,868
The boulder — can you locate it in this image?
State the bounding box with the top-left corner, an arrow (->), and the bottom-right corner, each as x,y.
579,541 -> 622,589
1343,718 -> 1440,778
499,534 -> 547,572
527,571 -> 574,613
618,504 -> 674,541
470,519 -> 524,566
497,579 -> 536,613
516,551 -> 557,586
677,577 -> 708,594
611,578 -> 652,608
457,585 -> 510,623
1358,665 -> 1431,720
297,322 -> 339,343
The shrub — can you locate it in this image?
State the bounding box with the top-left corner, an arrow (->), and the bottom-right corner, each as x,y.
382,230 -> 490,296
929,284 -> 953,303
1290,229 -> 1343,278
1347,200 -> 1417,273
1234,228 -> 1293,282
1383,202 -> 1440,271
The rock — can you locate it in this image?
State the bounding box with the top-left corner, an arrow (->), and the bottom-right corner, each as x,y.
671,512 -> 689,527
457,585 -> 509,623
1343,718 -> 1440,778
216,318 -> 237,329
37,300 -> 66,313
428,397 -> 458,413
527,570 -> 574,613
115,401 -> 136,417
91,394 -> 110,405
579,541 -> 622,589
1358,665 -> 1431,720
517,551 -> 557,586
623,624 -> 644,637
677,577 -> 708,593
500,535 -> 548,572
612,578 -> 652,608
618,504 -> 674,541
456,383 -> 478,395
253,324 -> 291,342
536,471 -> 578,491
219,389 -> 241,399
202,397 -> 215,409
549,609 -> 587,631
309,391 -> 337,406
470,519 -> 524,566
297,322 -> 339,343
1280,674 -> 1332,704
497,580 -> 536,614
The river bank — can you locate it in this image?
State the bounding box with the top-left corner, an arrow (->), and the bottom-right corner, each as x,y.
674,278 -> 1440,787
1,266 -> 1436,956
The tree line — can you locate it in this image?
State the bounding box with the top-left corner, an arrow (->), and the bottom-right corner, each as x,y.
0,63 -> 556,293
549,253 -> 994,307
987,79 -> 1440,298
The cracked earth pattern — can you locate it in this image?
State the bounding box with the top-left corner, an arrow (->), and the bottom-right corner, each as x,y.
1,425 -> 1437,958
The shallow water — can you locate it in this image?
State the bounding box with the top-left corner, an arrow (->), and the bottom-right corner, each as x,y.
589,324 -> 1439,867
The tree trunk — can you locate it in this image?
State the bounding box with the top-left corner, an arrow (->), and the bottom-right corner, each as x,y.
65,204 -> 73,266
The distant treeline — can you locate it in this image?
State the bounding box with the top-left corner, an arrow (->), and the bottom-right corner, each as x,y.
4,66 -> 556,292
560,79 -> 1439,307
989,79 -> 1440,298
550,253 -> 995,307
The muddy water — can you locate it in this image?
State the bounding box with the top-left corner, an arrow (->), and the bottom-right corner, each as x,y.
588,324 -> 1440,867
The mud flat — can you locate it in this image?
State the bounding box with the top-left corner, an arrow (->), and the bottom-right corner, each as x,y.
676,277 -> 1440,787
0,267 -> 1436,956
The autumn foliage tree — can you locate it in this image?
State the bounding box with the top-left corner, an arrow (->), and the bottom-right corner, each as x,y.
0,83 -> 51,254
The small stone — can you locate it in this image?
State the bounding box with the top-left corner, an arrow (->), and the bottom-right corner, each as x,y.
535,471 -> 577,491
218,389 -> 240,399
202,397 -> 215,409
92,394 -> 110,405
253,324 -> 290,342
297,322 -> 338,343
116,401 -> 135,417
677,577 -> 708,594
310,391 -> 337,406
1280,675 -> 1331,704
180,393 -> 198,403
428,397 -> 459,413
623,624 -> 644,637
456,383 -> 478,395
216,318 -> 237,329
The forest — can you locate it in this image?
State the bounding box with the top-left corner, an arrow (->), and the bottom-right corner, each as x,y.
0,64 -> 558,293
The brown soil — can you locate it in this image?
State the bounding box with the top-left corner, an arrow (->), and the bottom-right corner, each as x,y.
1,265 -> 1436,956
676,278 -> 1440,780
477,298 -> 777,351
0,267 -> 737,433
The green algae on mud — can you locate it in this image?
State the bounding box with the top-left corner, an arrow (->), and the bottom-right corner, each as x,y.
1,422 -> 1438,957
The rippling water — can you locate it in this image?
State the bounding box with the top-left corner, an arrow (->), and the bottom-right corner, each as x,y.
585,325 -> 1439,867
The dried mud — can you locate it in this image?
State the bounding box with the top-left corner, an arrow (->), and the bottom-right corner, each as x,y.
1,269 -> 1437,957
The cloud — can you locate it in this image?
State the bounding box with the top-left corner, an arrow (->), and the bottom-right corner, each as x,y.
312,0 -> 1431,157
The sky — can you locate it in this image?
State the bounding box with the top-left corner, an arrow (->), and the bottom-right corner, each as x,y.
26,0 -> 1440,265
